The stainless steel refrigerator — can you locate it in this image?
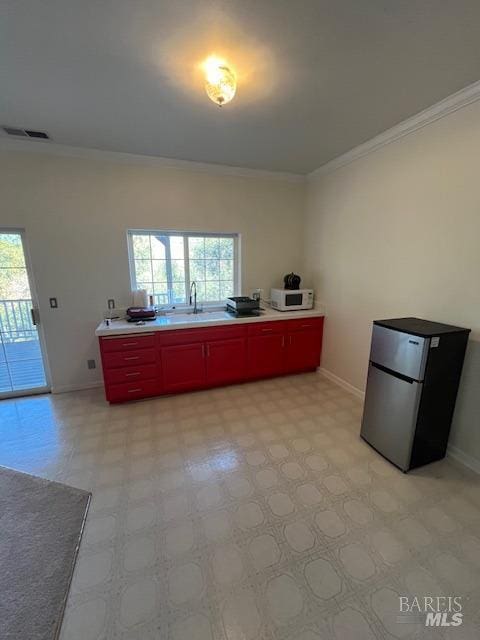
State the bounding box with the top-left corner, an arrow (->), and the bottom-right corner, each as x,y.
361,318 -> 470,472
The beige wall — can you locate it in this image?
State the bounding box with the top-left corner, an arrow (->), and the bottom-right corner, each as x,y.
0,151 -> 305,391
305,99 -> 480,469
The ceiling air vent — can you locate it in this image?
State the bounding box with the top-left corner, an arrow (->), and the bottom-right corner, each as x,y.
2,126 -> 50,140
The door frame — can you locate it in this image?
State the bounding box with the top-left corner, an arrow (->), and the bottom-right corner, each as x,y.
0,227 -> 52,398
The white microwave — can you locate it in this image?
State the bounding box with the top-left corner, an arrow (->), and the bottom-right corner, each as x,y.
270,288 -> 314,311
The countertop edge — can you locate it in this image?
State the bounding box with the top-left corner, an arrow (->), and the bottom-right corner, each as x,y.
95,308 -> 325,337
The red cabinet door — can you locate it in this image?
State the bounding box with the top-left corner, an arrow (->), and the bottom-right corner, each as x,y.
286,330 -> 322,372
206,338 -> 247,386
247,334 -> 286,378
161,343 -> 206,393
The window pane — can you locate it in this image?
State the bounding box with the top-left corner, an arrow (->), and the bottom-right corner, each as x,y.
220,281 -> 234,298
205,237 -> 220,258
205,259 -> 219,280
219,238 -> 234,259
134,259 -> 152,283
219,260 -> 233,280
189,237 -> 205,259
152,260 -> 167,282
130,231 -> 236,306
170,236 -> 184,259
132,235 -> 151,260
0,269 -> 31,299
172,282 -> 186,303
153,283 -> 169,305
205,281 -> 220,301
0,234 -> 26,268
151,236 -> 167,259
170,260 -> 185,282
190,260 -> 205,281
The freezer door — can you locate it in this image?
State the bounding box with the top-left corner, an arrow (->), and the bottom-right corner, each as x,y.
361,363 -> 422,471
370,324 -> 430,381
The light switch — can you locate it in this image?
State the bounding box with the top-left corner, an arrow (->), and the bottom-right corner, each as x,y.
49,298 -> 58,308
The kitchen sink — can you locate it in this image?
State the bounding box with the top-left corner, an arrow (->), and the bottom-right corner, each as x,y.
164,311 -> 231,324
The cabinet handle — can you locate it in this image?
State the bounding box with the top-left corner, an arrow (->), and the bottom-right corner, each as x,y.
261,328 -> 273,332
301,324 -> 312,328
122,342 -> 138,347
202,344 -> 205,358
206,344 -> 210,357
124,356 -> 140,361
127,388 -> 142,393
125,372 -> 141,377
281,336 -> 285,347
289,335 -> 292,345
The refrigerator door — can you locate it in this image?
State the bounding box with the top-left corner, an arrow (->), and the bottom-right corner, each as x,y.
361,363 -> 423,471
370,325 -> 430,381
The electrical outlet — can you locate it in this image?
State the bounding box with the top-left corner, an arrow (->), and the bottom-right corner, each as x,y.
87,359 -> 96,370
107,299 -> 115,310
49,298 -> 58,308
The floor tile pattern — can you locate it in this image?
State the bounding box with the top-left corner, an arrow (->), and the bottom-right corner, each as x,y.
1,373 -> 480,639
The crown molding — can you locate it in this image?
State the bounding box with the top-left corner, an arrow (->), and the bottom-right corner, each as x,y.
0,137 -> 306,183
309,78 -> 480,180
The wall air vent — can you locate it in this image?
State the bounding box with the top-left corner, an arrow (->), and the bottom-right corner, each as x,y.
2,126 -> 50,140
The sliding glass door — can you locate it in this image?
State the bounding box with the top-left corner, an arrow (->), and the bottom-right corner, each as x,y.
0,231 -> 49,397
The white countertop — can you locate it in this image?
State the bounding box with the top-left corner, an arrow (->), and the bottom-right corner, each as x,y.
95,306 -> 325,337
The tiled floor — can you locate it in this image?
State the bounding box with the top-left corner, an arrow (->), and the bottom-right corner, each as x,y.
1,372 -> 480,639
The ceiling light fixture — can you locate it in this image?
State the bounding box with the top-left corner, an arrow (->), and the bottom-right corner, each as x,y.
203,56 -> 236,106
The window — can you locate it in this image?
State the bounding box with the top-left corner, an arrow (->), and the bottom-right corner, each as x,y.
127,230 -> 239,306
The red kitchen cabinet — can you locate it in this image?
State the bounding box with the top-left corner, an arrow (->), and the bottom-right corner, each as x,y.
247,333 -> 286,378
206,338 -> 247,385
286,329 -> 322,372
161,343 -> 206,393
99,316 -> 324,403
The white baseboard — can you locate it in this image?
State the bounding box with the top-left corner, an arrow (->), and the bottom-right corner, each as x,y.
447,444 -> 480,475
51,381 -> 103,394
319,367 -> 365,400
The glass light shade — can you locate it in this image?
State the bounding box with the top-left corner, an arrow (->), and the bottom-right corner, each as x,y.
204,58 -> 236,106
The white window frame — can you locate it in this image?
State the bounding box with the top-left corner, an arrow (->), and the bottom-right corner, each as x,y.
127,229 -> 240,307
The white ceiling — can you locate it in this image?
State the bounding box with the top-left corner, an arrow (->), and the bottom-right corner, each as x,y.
2,1 -> 480,174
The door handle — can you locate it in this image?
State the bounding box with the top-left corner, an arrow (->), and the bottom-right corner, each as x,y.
30,308 -> 38,326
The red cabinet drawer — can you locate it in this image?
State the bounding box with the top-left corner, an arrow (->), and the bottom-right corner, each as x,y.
102,348 -> 156,369
104,363 -> 158,385
106,379 -> 158,403
157,324 -> 246,347
287,317 -> 324,332
247,321 -> 287,336
101,333 -> 155,352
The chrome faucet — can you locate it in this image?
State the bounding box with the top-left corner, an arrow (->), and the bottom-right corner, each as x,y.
189,281 -> 198,314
